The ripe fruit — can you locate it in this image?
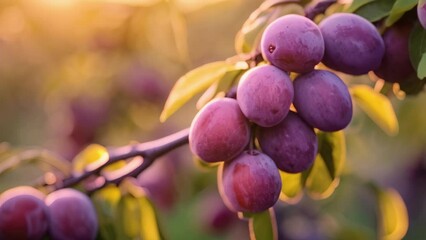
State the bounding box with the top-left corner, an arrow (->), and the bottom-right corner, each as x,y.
45,188 -> 98,240
374,21 -> 415,83
258,112 -> 318,173
261,14 -> 324,73
293,70 -> 353,132
319,13 -> 385,75
237,65 -> 294,127
0,186 -> 49,240
189,98 -> 250,163
218,150 -> 281,213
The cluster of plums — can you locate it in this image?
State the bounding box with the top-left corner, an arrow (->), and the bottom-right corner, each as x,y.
0,186 -> 98,240
188,12 -> 400,213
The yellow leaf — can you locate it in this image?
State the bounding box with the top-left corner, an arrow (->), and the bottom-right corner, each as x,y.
122,179 -> 163,240
350,85 -> 399,136
91,185 -> 121,240
138,197 -> 162,240
304,154 -> 340,200
279,171 -> 303,204
72,144 -> 109,175
377,188 -> 409,240
160,61 -> 248,122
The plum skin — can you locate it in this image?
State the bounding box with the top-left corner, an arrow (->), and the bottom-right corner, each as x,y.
189,98 -> 250,163
374,21 -> 414,83
218,150 -> 282,213
261,14 -> 324,73
237,65 -> 294,127
319,13 -> 385,75
0,186 -> 49,240
258,112 -> 318,173
293,70 -> 353,132
45,188 -> 98,240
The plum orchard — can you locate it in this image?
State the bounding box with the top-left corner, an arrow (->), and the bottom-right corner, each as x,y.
1,0 -> 426,239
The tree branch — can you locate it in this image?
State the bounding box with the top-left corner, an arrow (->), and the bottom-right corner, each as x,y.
54,128 -> 189,191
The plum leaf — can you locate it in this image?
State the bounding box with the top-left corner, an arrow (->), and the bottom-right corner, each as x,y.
350,85 -> 399,136
160,61 -> 247,122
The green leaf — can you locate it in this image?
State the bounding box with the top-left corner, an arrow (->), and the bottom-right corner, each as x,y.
384,0 -> 417,27
235,3 -> 304,54
279,171 -> 303,204
350,85 -> 399,136
160,61 -> 248,122
409,23 -> 426,76
91,185 -> 121,240
345,0 -> 375,13
354,0 -> 395,22
304,131 -> 345,200
417,53 -> 426,79
304,155 -> 340,199
248,208 -> 278,240
374,188 -> 409,240
0,149 -> 71,192
317,131 -> 346,179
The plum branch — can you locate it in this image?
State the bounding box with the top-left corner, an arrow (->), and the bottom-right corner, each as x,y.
53,128 -> 189,193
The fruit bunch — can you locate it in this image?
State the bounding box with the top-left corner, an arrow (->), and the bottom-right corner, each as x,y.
0,186 -> 98,240
188,12 -> 394,213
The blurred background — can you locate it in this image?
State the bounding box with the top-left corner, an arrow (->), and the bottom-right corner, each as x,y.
0,0 -> 425,239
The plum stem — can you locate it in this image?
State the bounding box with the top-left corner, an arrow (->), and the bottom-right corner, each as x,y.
54,128 -> 189,192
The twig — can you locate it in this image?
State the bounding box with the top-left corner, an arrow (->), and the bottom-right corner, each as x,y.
54,128 -> 189,191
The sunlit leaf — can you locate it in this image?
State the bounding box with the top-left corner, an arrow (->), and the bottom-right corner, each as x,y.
248,208 -> 278,240
304,131 -> 345,200
138,195 -> 163,240
304,154 -> 340,199
196,68 -> 244,109
116,194 -> 141,240
384,0 -> 417,27
91,185 -> 121,240
279,171 -> 303,204
409,23 -> 426,77
417,53 -> 426,79
317,131 -> 346,179
119,179 -> 164,240
72,144 -> 109,175
350,85 -> 399,136
375,188 -> 409,240
160,61 -> 248,122
354,0 -> 395,22
345,0 -> 375,13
